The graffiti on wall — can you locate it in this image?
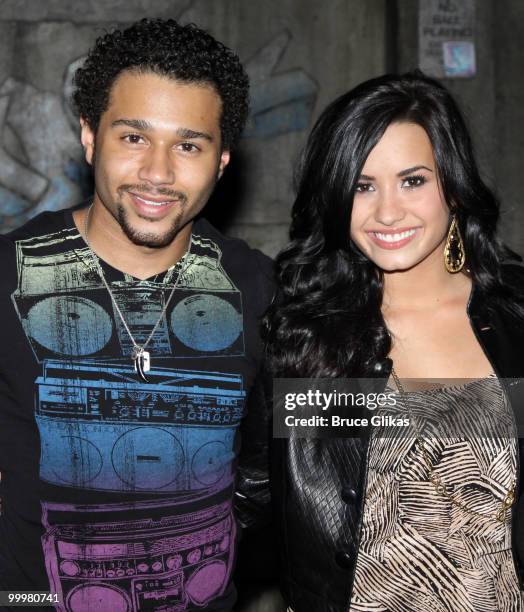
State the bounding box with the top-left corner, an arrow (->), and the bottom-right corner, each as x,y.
0,29 -> 317,232
0,60 -> 90,232
243,30 -> 318,138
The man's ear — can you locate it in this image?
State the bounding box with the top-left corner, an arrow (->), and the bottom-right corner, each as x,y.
80,118 -> 95,165
218,150 -> 230,179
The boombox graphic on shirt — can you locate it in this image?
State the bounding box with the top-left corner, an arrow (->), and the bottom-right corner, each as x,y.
12,225 -> 250,610
35,359 -> 244,493
12,228 -> 245,361
42,493 -> 237,612
11,227 -> 247,495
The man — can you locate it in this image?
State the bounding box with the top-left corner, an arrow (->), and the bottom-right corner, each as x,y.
0,19 -> 273,612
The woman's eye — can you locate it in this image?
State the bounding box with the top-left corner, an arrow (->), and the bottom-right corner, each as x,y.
355,182 -> 374,193
402,175 -> 426,188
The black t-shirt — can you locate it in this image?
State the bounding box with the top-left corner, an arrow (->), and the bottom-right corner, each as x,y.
0,207 -> 274,612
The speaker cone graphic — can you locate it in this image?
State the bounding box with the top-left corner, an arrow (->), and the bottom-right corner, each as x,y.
26,296 -> 112,355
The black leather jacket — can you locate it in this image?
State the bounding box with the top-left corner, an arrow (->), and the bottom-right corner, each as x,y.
235,264 -> 524,612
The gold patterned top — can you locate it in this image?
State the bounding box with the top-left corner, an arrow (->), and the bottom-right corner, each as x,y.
350,377 -> 522,612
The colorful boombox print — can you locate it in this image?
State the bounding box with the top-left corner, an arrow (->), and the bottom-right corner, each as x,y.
13,225 -> 249,610
42,495 -> 236,612
35,360 -> 244,493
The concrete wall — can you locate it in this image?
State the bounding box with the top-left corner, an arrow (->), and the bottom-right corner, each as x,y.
0,0 -> 387,257
493,0 -> 524,255
396,0 -> 524,256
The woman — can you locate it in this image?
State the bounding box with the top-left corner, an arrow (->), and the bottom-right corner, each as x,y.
263,71 -> 524,611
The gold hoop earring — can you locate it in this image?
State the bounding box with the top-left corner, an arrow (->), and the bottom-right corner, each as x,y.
444,215 -> 465,273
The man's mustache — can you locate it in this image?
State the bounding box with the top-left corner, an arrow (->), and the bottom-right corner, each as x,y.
117,184 -> 187,202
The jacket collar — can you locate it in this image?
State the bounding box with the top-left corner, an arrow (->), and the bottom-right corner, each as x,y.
468,280 -> 524,379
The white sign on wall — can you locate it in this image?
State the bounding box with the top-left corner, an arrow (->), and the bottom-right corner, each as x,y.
419,0 -> 476,78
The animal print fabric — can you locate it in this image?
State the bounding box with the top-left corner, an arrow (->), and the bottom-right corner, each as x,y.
350,377 -> 523,612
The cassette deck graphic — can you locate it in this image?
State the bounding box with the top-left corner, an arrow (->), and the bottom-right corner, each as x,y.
42,495 -> 236,611
36,360 -> 244,492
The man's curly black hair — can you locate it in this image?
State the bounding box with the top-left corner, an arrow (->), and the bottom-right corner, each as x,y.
72,18 -> 249,150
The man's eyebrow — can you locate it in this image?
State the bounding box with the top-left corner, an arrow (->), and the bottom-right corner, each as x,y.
111,118 -> 152,130
397,165 -> 433,176
175,127 -> 213,142
111,119 -> 213,142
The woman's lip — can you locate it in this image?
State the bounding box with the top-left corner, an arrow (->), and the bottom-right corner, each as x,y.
367,228 -> 419,250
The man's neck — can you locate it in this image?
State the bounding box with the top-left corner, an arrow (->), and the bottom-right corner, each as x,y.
73,204 -> 192,280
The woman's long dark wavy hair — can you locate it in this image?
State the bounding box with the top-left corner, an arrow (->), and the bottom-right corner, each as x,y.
263,71 -> 513,378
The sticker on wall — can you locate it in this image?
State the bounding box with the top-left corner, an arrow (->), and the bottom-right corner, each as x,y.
419,0 -> 476,78
442,41 -> 476,77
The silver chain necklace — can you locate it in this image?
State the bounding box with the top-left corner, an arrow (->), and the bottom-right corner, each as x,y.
83,204 -> 192,383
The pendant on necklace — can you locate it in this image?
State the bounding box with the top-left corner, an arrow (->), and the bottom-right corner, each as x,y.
133,347 -> 151,383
